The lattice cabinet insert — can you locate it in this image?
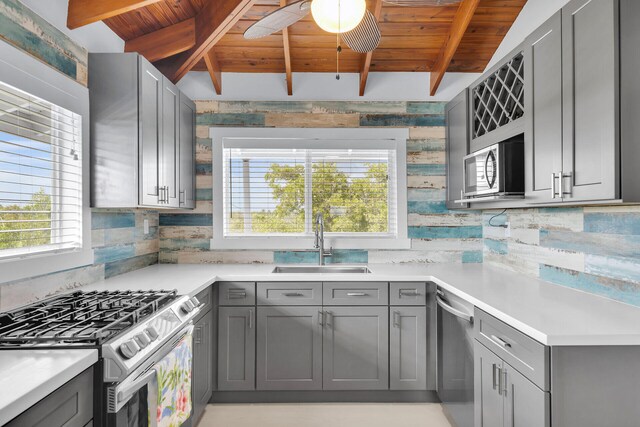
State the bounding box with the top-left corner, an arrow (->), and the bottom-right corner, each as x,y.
472,52 -> 524,139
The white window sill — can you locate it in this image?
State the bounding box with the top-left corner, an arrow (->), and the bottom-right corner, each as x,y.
210,236 -> 412,250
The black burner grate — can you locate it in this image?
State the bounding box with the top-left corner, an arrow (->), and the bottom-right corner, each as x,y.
0,290 -> 177,347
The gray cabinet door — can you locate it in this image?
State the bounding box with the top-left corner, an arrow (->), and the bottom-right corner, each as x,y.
390,306 -> 427,390
562,0 -> 619,202
138,57 -> 162,207
524,11 -> 564,204
178,92 -> 195,209
256,306 -> 323,390
475,341 -> 504,427
192,309 -> 213,423
445,89 -> 470,209
161,77 -> 180,207
218,306 -> 255,391
503,364 -> 550,427
323,306 -> 389,390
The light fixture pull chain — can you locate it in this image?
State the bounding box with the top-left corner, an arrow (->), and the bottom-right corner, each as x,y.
336,0 -> 341,80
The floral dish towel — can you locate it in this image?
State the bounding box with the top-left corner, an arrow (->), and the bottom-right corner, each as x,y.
148,326 -> 193,427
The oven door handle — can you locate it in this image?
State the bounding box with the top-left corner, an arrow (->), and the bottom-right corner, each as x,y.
117,368 -> 157,405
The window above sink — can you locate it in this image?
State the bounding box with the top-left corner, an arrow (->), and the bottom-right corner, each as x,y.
210,128 -> 410,250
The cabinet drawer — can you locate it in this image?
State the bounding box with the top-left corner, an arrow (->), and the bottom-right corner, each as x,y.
257,282 -> 322,305
323,282 -> 388,305
194,285 -> 212,312
218,282 -> 256,306
389,282 -> 427,305
6,366 -> 93,427
475,309 -> 549,390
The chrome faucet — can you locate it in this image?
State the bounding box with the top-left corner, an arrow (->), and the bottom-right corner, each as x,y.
314,213 -> 333,265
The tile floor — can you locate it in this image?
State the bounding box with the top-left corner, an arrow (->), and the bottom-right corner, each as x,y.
198,403 -> 453,427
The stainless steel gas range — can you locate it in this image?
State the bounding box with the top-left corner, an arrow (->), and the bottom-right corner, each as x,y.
0,290 -> 202,427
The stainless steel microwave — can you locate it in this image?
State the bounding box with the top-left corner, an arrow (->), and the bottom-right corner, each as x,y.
463,138 -> 524,199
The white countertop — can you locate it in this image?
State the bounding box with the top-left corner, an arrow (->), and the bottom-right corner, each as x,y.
0,349 -> 98,426
82,262 -> 640,346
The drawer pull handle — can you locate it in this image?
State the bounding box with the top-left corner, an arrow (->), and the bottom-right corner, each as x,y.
347,292 -> 368,297
490,335 -> 512,348
399,289 -> 419,296
393,311 -> 401,328
228,290 -> 247,299
283,292 -> 304,297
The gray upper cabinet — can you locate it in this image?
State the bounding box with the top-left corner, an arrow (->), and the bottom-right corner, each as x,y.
323,306 -> 389,390
256,306 -> 323,390
390,306 -> 427,390
561,0 -> 619,202
179,92 -> 196,209
89,53 -> 195,209
524,11 -> 563,204
218,306 -> 255,391
445,90 -> 470,209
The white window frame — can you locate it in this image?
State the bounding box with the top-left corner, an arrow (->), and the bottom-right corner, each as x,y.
210,127 -> 410,250
0,40 -> 92,283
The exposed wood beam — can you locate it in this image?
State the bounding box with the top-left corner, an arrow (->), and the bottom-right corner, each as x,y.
429,0 -> 480,96
281,0 -> 293,96
358,0 -> 383,97
67,0 -> 161,29
156,0 -> 257,83
125,18 -> 196,63
204,49 -> 223,95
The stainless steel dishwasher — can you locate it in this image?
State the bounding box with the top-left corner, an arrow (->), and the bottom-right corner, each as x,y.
436,287 -> 474,427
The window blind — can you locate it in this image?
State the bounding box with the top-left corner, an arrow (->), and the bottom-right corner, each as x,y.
223,147 -> 396,237
0,80 -> 83,259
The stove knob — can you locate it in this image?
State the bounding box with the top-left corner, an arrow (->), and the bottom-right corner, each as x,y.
180,303 -> 192,314
134,332 -> 151,348
145,326 -> 160,341
186,300 -> 196,310
190,296 -> 201,308
119,340 -> 141,359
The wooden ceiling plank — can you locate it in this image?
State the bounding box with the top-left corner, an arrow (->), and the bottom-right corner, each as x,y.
358,0 -> 384,96
204,49 -> 223,95
429,0 -> 481,95
281,0 -> 293,95
67,0 -> 162,29
157,0 -> 257,83
125,18 -> 196,62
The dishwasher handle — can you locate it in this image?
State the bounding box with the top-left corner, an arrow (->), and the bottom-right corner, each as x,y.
436,294 -> 473,324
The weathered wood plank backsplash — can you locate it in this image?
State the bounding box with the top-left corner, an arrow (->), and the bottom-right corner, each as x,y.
159,100 -> 484,265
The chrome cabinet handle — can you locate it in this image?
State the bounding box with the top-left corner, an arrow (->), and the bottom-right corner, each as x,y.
179,189 -> 185,205
194,325 -> 202,344
228,290 -> 247,299
318,310 -> 324,326
492,364 -> 499,391
490,334 -> 512,348
393,311 -> 401,328
501,369 -> 508,396
399,289 -> 419,296
562,172 -> 573,197
551,173 -> 559,199
325,310 -> 333,328
283,292 -> 304,297
248,309 -> 253,329
347,292 -> 367,297
497,366 -> 504,395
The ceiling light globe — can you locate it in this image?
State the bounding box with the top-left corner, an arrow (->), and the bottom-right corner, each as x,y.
311,0 -> 366,33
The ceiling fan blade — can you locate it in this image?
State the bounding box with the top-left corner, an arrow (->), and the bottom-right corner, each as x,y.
341,10 -> 381,53
382,0 -> 460,6
244,0 -> 311,39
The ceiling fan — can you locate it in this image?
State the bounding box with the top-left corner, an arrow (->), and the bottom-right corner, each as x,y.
244,0 -> 462,54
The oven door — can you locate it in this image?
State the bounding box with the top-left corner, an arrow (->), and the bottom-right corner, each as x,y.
105,323 -> 194,427
463,146 -> 499,197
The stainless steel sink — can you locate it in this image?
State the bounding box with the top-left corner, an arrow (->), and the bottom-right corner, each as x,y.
272,265 -> 371,274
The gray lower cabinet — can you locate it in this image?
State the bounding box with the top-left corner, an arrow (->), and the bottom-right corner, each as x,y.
218,306 -> 255,390
323,306 -> 389,390
6,366 -> 93,427
524,10 -> 563,204
390,306 -> 427,390
474,341 -> 549,427
192,309 -> 213,423
256,306 -> 323,390
445,89 -> 469,209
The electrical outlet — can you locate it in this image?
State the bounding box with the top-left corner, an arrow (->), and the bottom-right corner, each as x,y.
505,221 -> 511,238
144,219 -> 149,235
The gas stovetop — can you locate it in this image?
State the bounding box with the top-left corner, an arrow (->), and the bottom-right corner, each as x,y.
0,290 -> 177,348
